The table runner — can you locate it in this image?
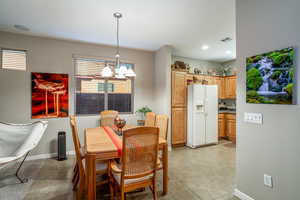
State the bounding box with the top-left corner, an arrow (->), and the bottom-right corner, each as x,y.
102,126 -> 122,156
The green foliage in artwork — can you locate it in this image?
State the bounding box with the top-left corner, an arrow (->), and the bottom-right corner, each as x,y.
246,68 -> 263,90
284,83 -> 293,97
270,70 -> 282,80
246,90 -> 264,103
289,68 -> 294,81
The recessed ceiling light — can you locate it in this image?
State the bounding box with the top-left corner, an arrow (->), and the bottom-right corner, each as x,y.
202,45 -> 209,50
226,50 -> 232,54
14,24 -> 30,31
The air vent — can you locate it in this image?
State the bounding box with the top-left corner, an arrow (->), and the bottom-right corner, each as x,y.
221,37 -> 232,42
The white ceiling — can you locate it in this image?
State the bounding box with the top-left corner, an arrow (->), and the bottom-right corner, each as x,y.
0,0 -> 236,62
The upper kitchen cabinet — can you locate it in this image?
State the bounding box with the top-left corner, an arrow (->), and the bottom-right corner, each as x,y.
214,77 -> 225,99
224,76 -> 236,99
205,76 -> 216,85
172,71 -> 187,107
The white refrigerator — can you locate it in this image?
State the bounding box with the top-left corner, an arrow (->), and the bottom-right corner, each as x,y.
187,84 -> 218,148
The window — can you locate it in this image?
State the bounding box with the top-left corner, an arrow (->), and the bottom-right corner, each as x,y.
75,58 -> 134,115
98,83 -> 114,92
1,49 -> 27,71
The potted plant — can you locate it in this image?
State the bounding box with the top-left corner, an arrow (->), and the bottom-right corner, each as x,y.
135,106 -> 152,126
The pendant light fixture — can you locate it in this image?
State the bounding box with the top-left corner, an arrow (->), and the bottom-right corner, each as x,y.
101,12 -> 136,78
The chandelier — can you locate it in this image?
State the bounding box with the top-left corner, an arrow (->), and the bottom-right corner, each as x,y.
101,12 -> 136,78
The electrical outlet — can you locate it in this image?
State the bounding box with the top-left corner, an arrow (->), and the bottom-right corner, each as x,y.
244,112 -> 263,124
264,174 -> 273,188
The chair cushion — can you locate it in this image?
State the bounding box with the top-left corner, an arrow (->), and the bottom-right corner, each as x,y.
112,172 -> 153,185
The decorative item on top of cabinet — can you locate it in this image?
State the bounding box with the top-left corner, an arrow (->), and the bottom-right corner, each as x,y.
171,71 -> 187,107
172,61 -> 189,71
194,68 -> 201,75
171,107 -> 187,146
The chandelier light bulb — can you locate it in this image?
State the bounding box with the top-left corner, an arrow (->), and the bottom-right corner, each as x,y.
119,65 -> 128,75
101,65 -> 113,77
125,68 -> 136,77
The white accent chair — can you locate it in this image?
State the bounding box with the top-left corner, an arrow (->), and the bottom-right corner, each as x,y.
0,121 -> 48,183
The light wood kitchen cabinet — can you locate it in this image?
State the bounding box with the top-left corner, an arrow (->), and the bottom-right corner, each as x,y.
214,77 -> 225,99
218,113 -> 236,143
224,76 -> 236,99
172,71 -> 187,107
204,76 -> 215,85
171,107 -> 187,146
225,114 -> 236,143
186,74 -> 194,82
218,114 -> 226,138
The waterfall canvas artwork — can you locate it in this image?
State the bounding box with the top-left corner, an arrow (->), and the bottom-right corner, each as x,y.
32,72 -> 69,118
246,47 -> 295,104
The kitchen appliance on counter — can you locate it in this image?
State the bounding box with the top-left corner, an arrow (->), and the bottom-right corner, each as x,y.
187,84 -> 218,148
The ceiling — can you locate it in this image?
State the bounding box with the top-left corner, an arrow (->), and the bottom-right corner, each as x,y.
0,0 -> 236,62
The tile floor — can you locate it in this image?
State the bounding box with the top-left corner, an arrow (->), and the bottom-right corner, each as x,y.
0,141 -> 239,200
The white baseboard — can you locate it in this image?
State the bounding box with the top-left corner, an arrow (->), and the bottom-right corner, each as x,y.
234,189 -> 255,200
27,150 -> 75,161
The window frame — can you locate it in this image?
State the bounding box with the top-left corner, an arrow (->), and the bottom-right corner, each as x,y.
0,47 -> 27,71
73,55 -> 135,116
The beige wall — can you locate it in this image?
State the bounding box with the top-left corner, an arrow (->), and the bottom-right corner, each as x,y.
154,46 -> 172,147
0,31 -> 155,156
236,0 -> 300,199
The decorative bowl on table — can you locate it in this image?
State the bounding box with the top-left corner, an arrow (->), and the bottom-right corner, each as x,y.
114,117 -> 126,136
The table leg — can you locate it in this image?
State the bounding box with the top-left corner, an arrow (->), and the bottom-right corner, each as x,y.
86,154 -> 96,200
162,144 -> 168,195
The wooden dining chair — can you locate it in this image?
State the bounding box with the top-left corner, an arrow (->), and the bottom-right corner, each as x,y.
100,110 -> 119,126
69,116 -> 109,199
144,112 -> 156,126
155,115 -> 169,140
155,114 -> 169,171
109,127 -> 160,200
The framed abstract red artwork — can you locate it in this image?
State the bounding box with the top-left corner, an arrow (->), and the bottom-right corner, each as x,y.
32,72 -> 69,118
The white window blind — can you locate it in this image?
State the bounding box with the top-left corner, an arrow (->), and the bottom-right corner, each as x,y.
1,49 -> 27,71
76,59 -> 106,76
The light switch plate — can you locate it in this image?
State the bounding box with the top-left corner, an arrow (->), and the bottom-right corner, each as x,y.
264,174 -> 273,188
244,112 -> 263,124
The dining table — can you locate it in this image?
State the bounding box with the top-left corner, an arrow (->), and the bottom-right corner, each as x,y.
84,125 -> 168,200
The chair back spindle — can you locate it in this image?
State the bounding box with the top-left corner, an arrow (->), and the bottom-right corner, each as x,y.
144,112 -> 156,126
155,115 -> 169,140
